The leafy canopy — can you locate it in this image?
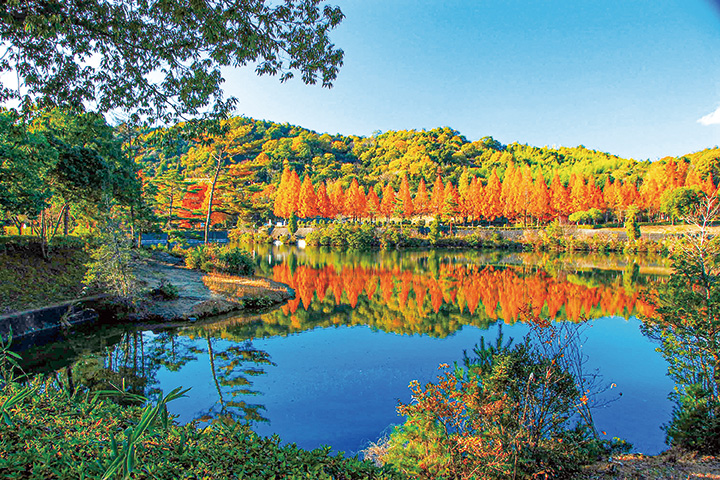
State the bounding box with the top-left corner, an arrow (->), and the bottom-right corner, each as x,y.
1,0 -> 345,123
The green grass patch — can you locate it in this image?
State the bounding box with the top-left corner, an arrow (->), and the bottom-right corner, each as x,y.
0,238 -> 90,314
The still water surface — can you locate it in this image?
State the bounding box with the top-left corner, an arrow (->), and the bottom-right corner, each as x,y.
23,247 -> 676,455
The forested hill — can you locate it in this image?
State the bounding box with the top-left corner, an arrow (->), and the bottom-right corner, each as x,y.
138,117 -> 646,185
135,115 -> 720,226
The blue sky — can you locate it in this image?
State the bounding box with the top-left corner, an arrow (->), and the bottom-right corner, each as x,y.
224,0 -> 720,161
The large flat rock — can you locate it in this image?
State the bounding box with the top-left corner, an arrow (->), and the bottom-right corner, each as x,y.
132,255 -> 294,322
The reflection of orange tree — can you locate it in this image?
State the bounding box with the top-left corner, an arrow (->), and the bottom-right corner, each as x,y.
271,262 -> 656,332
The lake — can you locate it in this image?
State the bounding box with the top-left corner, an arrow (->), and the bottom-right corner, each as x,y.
18,246 -> 676,456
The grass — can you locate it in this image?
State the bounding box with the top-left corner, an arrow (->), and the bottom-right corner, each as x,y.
0,239 -> 90,314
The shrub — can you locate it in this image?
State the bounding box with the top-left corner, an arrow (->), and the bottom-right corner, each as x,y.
184,245 -> 255,276
288,212 -> 298,235
625,211 -> 641,242
379,320 -> 629,479
149,279 -> 179,300
216,247 -> 255,275
428,217 -> 441,245
348,224 -> 379,249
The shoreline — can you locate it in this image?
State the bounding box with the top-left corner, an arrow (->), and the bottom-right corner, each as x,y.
129,251 -> 295,322
0,250 -> 295,342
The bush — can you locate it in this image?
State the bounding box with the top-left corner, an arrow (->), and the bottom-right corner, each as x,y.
183,245 -> 255,276
625,212 -> 641,242
216,247 -> 255,275
379,320 -> 630,479
149,279 -> 179,300
288,212 -> 298,235
428,217 -> 441,245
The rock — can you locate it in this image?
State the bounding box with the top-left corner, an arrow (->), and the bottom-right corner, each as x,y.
131,255 -> 294,322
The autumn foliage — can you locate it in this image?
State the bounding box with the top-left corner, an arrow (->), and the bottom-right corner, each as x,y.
137,118 -> 720,228
380,322 -> 631,479
270,260 -> 655,336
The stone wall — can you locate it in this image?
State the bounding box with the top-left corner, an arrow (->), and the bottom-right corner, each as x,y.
0,295 -> 109,343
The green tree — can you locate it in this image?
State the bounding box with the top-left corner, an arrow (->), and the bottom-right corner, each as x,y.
288,212 -> 298,235
32,108 -> 132,238
428,216 -> 441,245
2,1 -> 345,123
660,187 -> 701,225
642,195 -> 720,454
624,208 -> 640,242
0,110 -> 53,229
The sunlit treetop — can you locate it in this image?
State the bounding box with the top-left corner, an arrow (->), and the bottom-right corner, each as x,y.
0,0 -> 345,124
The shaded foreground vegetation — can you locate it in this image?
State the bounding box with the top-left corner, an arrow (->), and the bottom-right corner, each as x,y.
0,337 -> 400,480
0,323 -> 632,480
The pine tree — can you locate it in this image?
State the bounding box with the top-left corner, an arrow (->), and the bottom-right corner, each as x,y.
568,174 -> 588,214
316,181 -> 333,218
483,168 -> 503,222
287,169 -> 301,217
344,178 -> 367,221
529,174 -> 551,225
274,166 -> 293,219
468,177 -> 484,222
550,173 -> 570,221
442,183 -> 460,226
515,167 -> 534,225
458,168 -> 472,220
501,163 -> 518,222
328,180 -> 346,219
431,174 -> 445,218
366,187 -> 381,220
619,180 -> 640,221
603,178 -> 618,221
414,178 -> 430,215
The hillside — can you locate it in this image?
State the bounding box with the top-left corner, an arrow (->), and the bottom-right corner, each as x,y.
134,117 -> 720,228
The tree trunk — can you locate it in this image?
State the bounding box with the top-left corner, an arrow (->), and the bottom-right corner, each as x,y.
166,185 -> 174,230
51,204 -> 69,241
40,209 -> 48,259
63,205 -> 69,235
130,204 -> 136,247
205,149 -> 223,244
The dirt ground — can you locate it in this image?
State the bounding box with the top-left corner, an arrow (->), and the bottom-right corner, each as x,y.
581,451 -> 720,479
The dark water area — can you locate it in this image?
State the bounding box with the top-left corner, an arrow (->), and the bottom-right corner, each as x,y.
17,247 -> 675,455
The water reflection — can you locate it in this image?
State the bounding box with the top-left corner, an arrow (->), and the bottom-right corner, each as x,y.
238,248 -> 660,340
18,247 -> 673,454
